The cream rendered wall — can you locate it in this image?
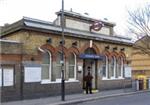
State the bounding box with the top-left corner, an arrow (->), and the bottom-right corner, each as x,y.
65,19 -> 110,35
131,54 -> 150,70
66,19 -> 90,31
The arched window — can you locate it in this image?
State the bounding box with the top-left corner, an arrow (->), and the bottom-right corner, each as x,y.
117,57 -> 124,78
56,51 -> 64,81
109,56 -> 116,78
102,55 -> 109,79
68,53 -> 76,80
41,50 -> 52,82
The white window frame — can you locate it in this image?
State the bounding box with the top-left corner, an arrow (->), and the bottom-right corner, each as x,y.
113,57 -> 117,78
119,58 -> 124,78
68,53 -> 77,81
110,56 -> 116,79
0,67 -> 14,87
102,56 -> 109,80
103,56 -> 125,80
55,51 -> 63,82
41,50 -> 52,84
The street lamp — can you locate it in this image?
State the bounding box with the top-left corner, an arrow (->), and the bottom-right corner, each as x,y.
61,0 -> 65,101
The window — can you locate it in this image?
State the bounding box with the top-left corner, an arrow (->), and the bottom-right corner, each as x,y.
56,52 -> 63,81
109,56 -> 116,79
102,55 -> 109,79
117,57 -> 121,78
0,67 -> 14,87
117,57 -> 124,78
114,57 -> 117,78
41,50 -> 52,82
121,58 -> 124,78
68,53 -> 76,80
103,54 -> 125,80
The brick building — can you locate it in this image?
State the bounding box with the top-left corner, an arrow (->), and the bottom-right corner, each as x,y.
131,36 -> 150,90
0,10 -> 133,101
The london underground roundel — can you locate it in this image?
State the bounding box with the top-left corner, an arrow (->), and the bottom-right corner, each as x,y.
90,21 -> 104,31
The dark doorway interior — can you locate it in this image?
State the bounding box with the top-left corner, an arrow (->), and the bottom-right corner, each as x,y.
139,80 -> 144,90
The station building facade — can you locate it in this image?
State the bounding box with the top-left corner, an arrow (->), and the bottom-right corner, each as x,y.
0,10 -> 133,101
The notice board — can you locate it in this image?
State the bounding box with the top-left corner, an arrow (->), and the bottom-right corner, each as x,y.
24,67 -> 41,82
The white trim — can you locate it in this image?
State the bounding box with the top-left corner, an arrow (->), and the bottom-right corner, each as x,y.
74,53 -> 77,80
90,40 -> 93,48
56,78 -> 62,82
102,55 -> 109,79
38,47 -> 45,53
41,80 -> 51,84
68,53 -> 77,80
49,51 -> 52,81
55,52 -> 62,80
106,56 -> 109,78
41,79 -> 79,84
3,68 -> 14,86
0,39 -> 21,43
118,57 -> 124,78
102,77 -> 108,80
109,56 -> 115,78
102,78 -> 124,80
118,77 -> 124,79
113,57 -> 116,78
67,79 -> 79,82
41,50 -> 52,82
121,58 -> 124,78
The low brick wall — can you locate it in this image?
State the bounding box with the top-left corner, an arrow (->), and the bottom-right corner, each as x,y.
1,86 -> 21,102
23,81 -> 82,99
99,79 -> 132,90
1,81 -> 82,102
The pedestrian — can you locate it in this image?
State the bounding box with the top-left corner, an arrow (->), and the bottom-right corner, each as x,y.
84,67 -> 93,94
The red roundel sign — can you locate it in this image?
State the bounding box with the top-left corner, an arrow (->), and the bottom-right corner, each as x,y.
90,21 -> 104,31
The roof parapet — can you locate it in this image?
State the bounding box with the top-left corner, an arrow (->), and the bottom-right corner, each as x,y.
56,10 -> 116,27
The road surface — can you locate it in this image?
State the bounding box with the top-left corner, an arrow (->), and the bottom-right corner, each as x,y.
75,92 -> 150,105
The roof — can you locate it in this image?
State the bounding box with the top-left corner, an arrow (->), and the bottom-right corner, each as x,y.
134,35 -> 150,44
1,17 -> 133,46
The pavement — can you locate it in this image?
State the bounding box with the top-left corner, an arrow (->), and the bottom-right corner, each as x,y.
1,88 -> 150,105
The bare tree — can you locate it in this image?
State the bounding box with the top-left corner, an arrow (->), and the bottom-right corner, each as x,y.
128,4 -> 150,38
127,4 -> 150,55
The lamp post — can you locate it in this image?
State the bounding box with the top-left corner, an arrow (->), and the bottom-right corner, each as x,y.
61,0 -> 65,101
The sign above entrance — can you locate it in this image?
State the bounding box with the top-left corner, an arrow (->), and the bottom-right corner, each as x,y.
79,54 -> 104,60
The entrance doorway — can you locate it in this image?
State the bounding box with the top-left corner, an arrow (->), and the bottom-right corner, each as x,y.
83,59 -> 97,89
139,80 -> 144,90
81,47 -> 99,90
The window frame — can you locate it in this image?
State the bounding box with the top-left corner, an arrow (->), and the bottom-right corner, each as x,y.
119,57 -> 124,78
108,56 -> 117,79
55,51 -> 64,82
102,55 -> 109,80
113,56 -> 117,78
103,54 -> 125,80
41,50 -> 52,83
68,53 -> 77,81
0,66 -> 15,87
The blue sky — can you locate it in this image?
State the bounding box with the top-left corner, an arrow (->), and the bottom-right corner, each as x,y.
0,0 -> 149,36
